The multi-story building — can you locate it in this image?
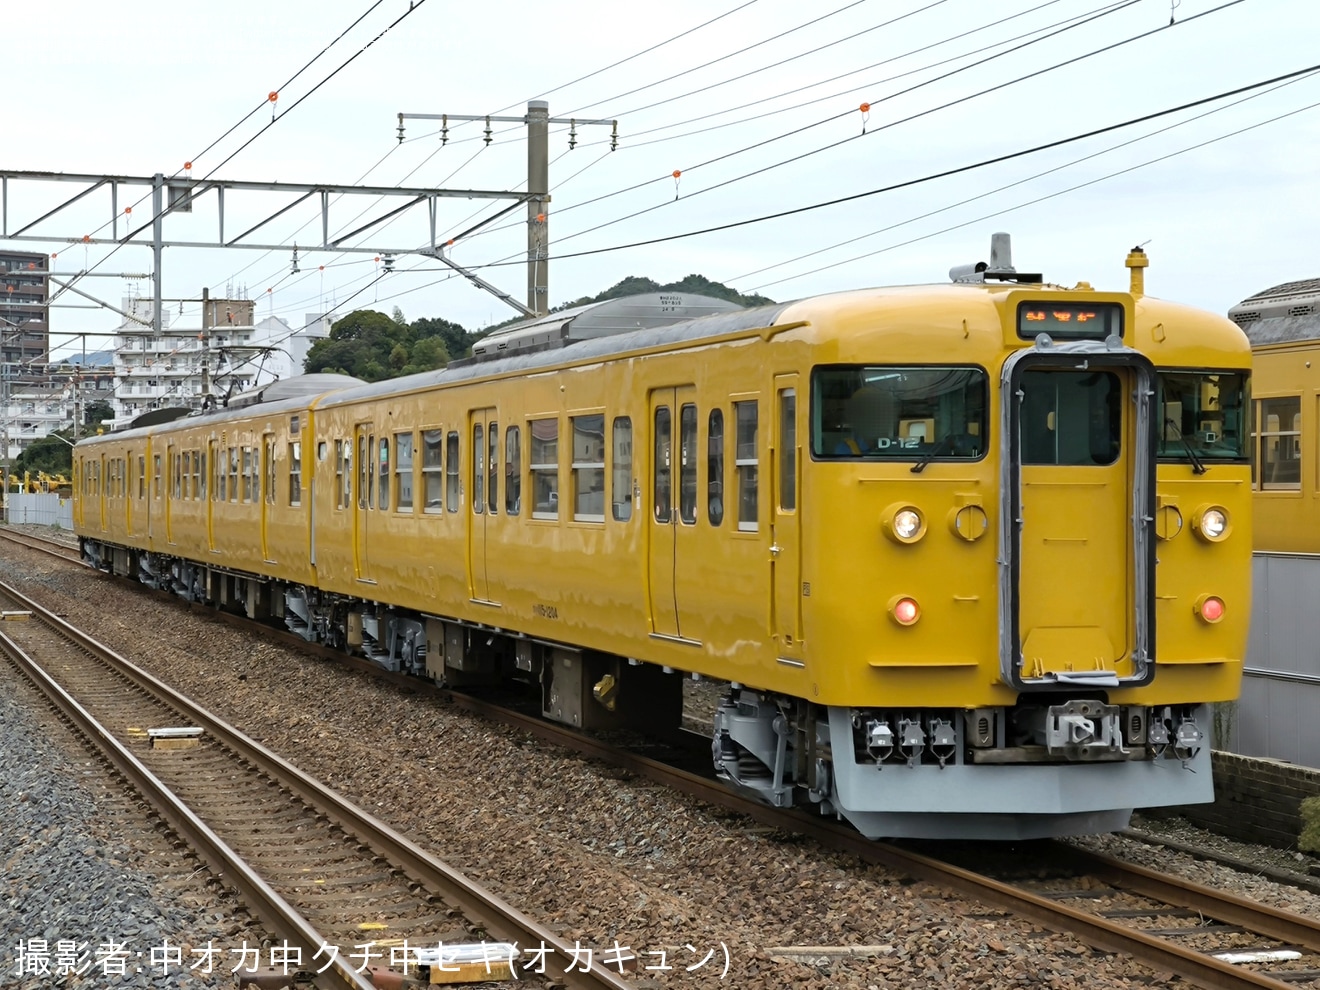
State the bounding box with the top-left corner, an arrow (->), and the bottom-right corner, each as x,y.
109,297 -> 331,429
0,249 -> 50,367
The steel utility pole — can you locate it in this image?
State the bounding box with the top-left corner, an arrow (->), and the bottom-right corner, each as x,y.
397,102 -> 617,318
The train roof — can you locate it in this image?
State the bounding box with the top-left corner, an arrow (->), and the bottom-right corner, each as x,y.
1228,277 -> 1320,346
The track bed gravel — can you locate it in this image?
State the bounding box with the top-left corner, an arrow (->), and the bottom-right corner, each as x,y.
2,532 -> 1317,989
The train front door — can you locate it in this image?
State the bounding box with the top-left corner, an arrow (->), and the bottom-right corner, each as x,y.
353,423 -> 374,583
648,386 -> 698,641
1009,356 -> 1154,687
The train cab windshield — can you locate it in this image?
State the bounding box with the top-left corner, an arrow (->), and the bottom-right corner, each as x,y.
1156,370 -> 1250,464
812,366 -> 987,460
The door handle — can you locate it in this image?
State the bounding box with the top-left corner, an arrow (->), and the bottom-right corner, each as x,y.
769,543 -> 782,557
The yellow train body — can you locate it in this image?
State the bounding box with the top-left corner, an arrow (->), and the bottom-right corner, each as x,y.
74,244 -> 1251,839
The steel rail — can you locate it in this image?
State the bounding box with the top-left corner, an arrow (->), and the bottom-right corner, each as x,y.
0,528 -> 84,563
0,577 -> 633,990
0,626 -> 375,990
16,552 -> 1312,989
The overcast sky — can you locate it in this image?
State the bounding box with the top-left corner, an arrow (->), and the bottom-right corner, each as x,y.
6,0 -> 1318,354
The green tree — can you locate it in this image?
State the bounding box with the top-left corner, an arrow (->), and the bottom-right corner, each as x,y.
12,432 -> 73,478
83,398 -> 114,426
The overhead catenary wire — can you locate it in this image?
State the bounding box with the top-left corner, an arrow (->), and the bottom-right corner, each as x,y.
420,62 -> 1320,273
735,68 -> 1320,289
452,0 -> 1140,248
538,0 -> 1233,251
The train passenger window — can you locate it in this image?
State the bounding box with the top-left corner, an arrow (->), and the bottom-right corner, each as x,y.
654,407 -> 672,523
194,450 -> 203,502
708,410 -> 724,526
378,436 -> 390,511
812,366 -> 987,461
154,454 -> 161,499
422,430 -> 443,511
505,427 -> 521,515
734,401 -> 758,531
138,455 -> 145,499
173,453 -> 182,499
199,452 -> 206,501
289,441 -> 303,506
446,432 -> 460,512
1256,396 -> 1301,491
214,449 -> 224,502
572,413 -> 606,523
1020,370 -> 1120,466
779,389 -> 797,511
488,422 -> 499,515
334,441 -> 345,509
612,417 -> 632,522
472,423 -> 484,514
530,418 -> 560,520
395,433 -> 413,511
1158,371 -> 1249,467
241,448 -> 253,502
229,447 -> 239,502
678,405 -> 698,525
181,455 -> 190,500
252,447 -> 262,504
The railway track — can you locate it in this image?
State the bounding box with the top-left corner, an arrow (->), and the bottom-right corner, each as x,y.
0,526 -> 84,562
0,575 -> 633,990
8,535 -> 1320,989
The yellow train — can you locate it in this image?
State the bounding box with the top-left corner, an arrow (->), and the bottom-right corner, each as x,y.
73,235 -> 1252,839
1231,278 -> 1320,766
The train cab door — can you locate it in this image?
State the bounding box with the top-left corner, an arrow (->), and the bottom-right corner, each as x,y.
1008,355 -> 1155,688
467,409 -> 498,604
771,375 -> 804,663
353,423 -> 375,583
648,386 -> 698,642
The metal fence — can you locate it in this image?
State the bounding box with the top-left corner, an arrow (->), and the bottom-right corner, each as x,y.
1231,552 -> 1320,768
1,492 -> 73,529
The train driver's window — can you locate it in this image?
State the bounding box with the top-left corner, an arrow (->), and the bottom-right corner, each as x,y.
612,417 -> 632,521
289,441 -> 303,506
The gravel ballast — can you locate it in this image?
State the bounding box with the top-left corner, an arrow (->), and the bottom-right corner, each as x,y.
3,527 -> 1320,989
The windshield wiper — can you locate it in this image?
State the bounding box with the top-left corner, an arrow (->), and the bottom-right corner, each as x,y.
1164,418 -> 1208,475
910,434 -> 953,474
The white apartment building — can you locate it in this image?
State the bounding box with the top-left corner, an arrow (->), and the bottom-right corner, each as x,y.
110,298 -> 331,430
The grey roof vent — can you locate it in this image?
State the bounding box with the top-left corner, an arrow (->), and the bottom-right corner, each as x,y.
468,292 -> 745,364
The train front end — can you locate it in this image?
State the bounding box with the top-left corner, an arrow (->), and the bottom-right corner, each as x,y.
714,239 -> 1251,839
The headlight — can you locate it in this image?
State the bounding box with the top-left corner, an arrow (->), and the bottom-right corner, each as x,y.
1193,505 -> 1229,542
882,503 -> 926,544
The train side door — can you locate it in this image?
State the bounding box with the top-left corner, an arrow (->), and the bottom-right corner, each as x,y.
1012,362 -> 1149,684
353,423 -> 375,583
467,408 -> 498,604
648,386 -> 697,641
771,375 -> 804,663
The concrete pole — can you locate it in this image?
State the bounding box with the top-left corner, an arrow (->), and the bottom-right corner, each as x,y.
527,101 -> 550,317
